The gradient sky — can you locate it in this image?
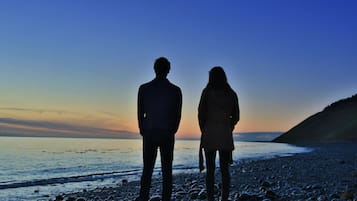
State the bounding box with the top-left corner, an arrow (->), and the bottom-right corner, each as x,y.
0,0 -> 356,138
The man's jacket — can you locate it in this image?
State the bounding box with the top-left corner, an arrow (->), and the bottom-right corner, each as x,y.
138,78 -> 182,135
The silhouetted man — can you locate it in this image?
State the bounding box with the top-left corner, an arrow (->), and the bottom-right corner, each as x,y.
136,57 -> 182,201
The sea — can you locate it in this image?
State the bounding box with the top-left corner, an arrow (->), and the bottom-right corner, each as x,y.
0,136 -> 311,200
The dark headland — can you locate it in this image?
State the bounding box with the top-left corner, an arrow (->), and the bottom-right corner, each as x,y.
273,94 -> 357,143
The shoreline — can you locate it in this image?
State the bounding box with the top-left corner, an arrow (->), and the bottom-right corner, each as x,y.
51,142 -> 357,201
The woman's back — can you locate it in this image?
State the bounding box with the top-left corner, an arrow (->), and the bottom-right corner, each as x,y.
199,86 -> 239,151
204,88 -> 236,124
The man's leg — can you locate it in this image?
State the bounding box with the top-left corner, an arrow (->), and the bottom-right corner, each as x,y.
159,135 -> 174,201
139,136 -> 158,201
205,150 -> 216,201
219,150 -> 231,201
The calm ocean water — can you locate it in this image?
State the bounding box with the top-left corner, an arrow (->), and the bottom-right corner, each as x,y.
0,137 -> 310,200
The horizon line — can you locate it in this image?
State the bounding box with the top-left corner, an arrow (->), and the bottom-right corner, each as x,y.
0,131 -> 283,140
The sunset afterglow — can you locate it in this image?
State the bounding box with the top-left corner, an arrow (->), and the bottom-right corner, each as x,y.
1,0 -> 356,139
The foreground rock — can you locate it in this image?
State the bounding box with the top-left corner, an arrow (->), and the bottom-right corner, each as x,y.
51,143 -> 357,201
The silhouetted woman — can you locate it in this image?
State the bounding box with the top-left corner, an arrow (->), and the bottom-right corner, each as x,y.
198,67 -> 239,201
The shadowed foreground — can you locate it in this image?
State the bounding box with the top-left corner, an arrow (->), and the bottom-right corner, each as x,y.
53,143 -> 357,201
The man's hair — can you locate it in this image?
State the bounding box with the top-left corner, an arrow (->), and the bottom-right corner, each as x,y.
154,57 -> 170,77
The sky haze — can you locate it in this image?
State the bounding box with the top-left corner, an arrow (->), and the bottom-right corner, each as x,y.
1,0 -> 356,139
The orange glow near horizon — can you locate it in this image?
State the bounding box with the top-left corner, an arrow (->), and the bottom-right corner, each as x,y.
0,104 -> 301,139
0,92 -> 335,139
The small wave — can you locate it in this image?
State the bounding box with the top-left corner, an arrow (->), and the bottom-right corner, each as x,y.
0,169 -> 142,190
0,164 -> 200,190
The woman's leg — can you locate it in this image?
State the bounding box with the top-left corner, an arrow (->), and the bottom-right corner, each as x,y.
205,150 -> 216,201
219,150 -> 231,201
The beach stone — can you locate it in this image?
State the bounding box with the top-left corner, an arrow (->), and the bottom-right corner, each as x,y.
311,184 -> 322,190
190,190 -> 199,199
148,196 -> 161,201
189,188 -> 201,198
317,195 -> 326,201
237,193 -> 251,201
261,167 -> 269,171
265,190 -> 277,199
55,195 -> 64,201
290,187 -> 302,195
215,183 -> 221,192
329,193 -> 340,199
352,171 -> 357,177
243,184 -> 255,192
175,193 -> 184,199
105,195 -> 114,200
93,188 -> 102,193
233,192 -> 240,199
122,179 -> 128,185
306,192 -> 315,198
198,189 -> 207,199
261,180 -> 272,188
340,191 -> 354,200
238,193 -> 261,201
190,180 -> 198,186
65,197 -> 76,201
175,189 -> 186,194
304,185 -> 312,190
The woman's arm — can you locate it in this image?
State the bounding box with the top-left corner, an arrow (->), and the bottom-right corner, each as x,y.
198,89 -> 208,132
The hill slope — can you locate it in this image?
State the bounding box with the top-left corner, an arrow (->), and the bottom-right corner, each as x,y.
273,94 -> 357,143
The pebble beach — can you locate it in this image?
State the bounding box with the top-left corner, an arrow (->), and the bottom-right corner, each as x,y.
51,143 -> 357,201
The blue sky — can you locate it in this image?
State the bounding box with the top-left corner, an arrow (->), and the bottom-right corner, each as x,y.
0,0 -> 356,138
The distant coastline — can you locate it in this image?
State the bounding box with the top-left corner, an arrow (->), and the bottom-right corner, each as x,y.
234,132 -> 282,142
0,133 -> 140,140
0,132 -> 283,142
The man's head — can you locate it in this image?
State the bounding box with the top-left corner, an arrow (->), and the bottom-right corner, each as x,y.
154,57 -> 170,78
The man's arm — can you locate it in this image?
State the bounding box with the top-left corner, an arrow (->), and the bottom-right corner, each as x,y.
137,86 -> 144,135
173,88 -> 182,134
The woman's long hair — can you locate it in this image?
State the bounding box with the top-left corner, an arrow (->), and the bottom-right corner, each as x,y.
206,66 -> 232,91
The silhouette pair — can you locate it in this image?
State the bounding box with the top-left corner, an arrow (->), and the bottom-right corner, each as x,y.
136,57 -> 239,201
